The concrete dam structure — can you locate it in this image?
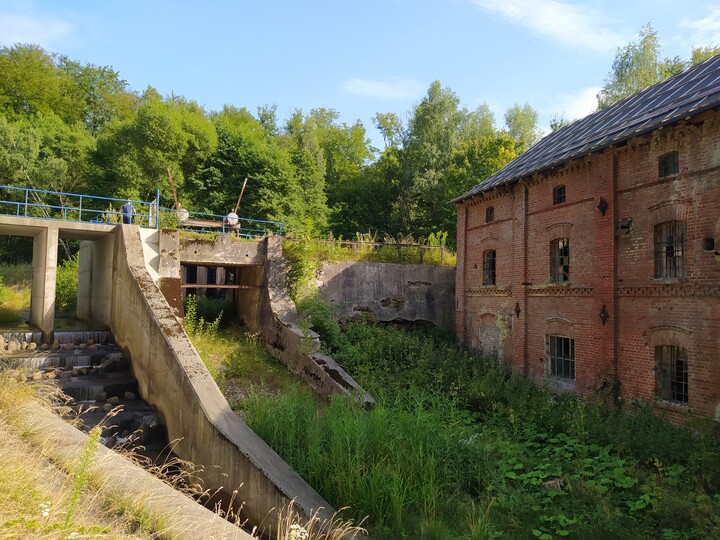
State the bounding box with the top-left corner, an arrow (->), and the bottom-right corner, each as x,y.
0,214 -> 456,534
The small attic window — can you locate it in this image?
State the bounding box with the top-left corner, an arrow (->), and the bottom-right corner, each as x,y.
659,151 -> 679,177
553,185 -> 566,205
486,207 -> 494,223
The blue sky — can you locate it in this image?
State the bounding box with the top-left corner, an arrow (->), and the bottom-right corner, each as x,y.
2,0 -> 720,148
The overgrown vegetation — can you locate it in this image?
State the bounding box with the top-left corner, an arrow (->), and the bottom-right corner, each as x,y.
0,262 -> 31,323
55,252 -> 80,315
240,299 -> 720,539
0,376 -> 157,538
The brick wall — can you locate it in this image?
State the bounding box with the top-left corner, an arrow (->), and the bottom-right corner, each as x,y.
456,111 -> 720,420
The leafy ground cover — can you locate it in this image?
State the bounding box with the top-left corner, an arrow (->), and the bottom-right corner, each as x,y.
237,298 -> 720,540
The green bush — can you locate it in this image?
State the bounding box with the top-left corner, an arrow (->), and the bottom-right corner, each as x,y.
55,253 -> 79,315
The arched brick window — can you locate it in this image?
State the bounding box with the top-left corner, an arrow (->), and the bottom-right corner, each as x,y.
486,206 -> 494,223
553,185 -> 566,204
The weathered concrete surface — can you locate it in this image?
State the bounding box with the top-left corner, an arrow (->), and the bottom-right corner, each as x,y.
77,234 -> 115,325
178,234 -> 265,266
315,261 -> 456,328
15,401 -> 253,540
108,226 -> 334,535
160,232 -> 372,404
236,238 -> 373,405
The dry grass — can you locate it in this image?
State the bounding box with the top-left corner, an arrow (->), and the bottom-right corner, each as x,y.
0,376 -> 151,539
0,366 -> 366,540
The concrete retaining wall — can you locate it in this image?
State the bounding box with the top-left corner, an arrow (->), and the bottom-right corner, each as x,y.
106,225 -> 333,534
168,233 -> 372,405
235,238 -> 373,404
315,261 -> 456,328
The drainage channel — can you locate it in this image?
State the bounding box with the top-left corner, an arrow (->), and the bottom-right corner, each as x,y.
0,329 -> 170,462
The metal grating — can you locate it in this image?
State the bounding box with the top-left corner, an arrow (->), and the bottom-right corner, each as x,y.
454,54 -> 720,203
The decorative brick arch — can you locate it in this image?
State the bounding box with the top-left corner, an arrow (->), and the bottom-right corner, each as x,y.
546,317 -> 575,338
649,324 -> 693,350
545,222 -> 573,241
648,200 -> 691,226
478,236 -> 499,252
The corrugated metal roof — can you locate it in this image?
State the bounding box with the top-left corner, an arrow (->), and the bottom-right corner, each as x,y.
454,54 -> 720,203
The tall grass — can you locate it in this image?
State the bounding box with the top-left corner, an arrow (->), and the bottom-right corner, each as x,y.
240,307 -> 720,539
0,375 -> 154,538
0,263 -> 31,323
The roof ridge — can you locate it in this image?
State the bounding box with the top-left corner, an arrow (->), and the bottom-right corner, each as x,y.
454,53 -> 720,203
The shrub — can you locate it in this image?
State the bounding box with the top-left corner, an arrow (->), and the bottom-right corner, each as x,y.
55,253 -> 79,315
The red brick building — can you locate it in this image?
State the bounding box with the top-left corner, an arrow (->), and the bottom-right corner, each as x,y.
453,56 -> 720,420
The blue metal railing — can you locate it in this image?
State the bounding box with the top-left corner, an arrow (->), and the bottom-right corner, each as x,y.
0,185 -> 284,238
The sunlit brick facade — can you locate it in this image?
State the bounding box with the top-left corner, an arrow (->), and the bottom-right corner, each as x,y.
454,58 -> 720,420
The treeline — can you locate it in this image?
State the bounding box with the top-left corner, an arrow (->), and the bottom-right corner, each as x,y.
1,28 -> 717,250
0,44 -> 537,247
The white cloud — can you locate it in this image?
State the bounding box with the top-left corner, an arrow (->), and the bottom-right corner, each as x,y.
342,77 -> 425,99
550,86 -> 600,122
680,6 -> 720,47
469,0 -> 623,52
0,13 -> 76,48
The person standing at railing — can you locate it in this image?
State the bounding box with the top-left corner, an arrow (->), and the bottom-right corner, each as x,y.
121,200 -> 135,224
226,211 -> 240,236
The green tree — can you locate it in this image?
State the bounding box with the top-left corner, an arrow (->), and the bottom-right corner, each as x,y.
284,110 -> 329,233
58,58 -> 136,135
0,113 -> 94,195
94,90 -> 215,204
372,112 -> 403,150
690,46 -> 720,66
189,105 -> 300,229
398,81 -> 465,237
503,103 -> 540,152
0,44 -> 65,121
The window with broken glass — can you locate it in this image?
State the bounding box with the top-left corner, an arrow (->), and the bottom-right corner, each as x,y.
656,345 -> 688,404
654,221 -> 686,278
553,185 -> 566,204
550,238 -> 570,283
486,207 -> 494,223
659,151 -> 679,177
482,249 -> 496,286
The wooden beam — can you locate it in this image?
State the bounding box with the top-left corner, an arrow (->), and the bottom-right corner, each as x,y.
180,284 -> 262,289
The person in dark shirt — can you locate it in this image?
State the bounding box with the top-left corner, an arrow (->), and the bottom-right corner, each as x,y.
121,200 -> 135,224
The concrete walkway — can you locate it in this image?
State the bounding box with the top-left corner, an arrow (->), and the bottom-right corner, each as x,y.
16,401 -> 255,540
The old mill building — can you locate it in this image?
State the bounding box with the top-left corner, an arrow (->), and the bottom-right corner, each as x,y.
453,54 -> 720,420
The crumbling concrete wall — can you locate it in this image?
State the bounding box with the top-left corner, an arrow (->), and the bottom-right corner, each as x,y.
236,238 -> 373,404
315,261 -> 456,328
108,225 -> 333,535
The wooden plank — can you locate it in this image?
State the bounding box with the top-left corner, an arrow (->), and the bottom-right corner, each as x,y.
180,284 -> 262,289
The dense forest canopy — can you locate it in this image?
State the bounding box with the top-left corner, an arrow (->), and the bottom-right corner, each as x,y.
0,27 -> 717,250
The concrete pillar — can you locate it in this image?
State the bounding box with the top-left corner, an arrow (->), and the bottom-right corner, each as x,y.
157,230 -> 183,316
77,241 -> 94,320
30,226 -> 59,333
90,235 -> 114,325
